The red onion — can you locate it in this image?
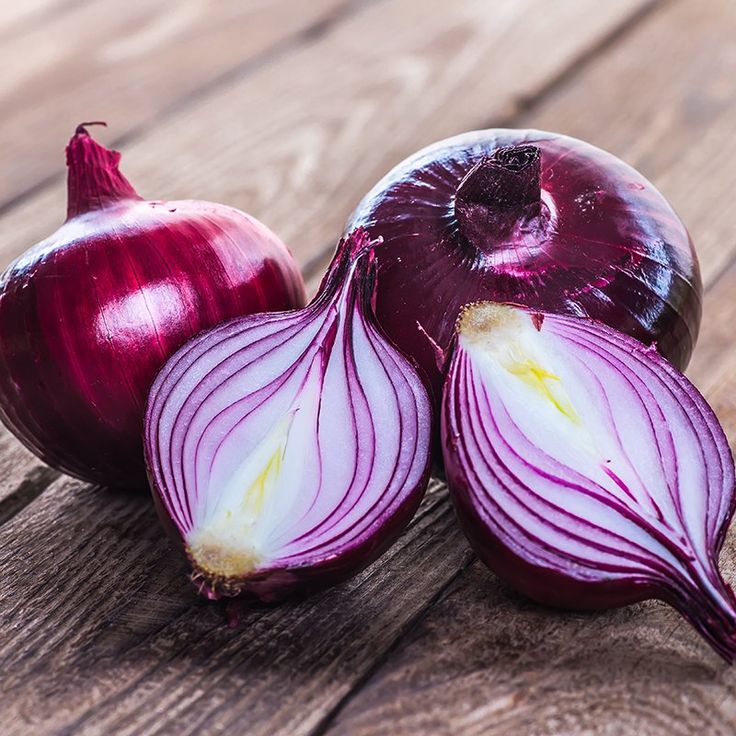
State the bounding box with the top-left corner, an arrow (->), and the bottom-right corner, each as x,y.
346,129 -> 702,403
442,302 -> 736,661
144,230 -> 432,601
0,123 -> 305,489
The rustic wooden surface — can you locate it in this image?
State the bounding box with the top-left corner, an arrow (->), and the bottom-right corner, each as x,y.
1,1 -> 735,734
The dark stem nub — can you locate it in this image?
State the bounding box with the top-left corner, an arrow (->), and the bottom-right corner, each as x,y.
65,122 -> 141,220
75,120 -> 108,135
455,144 -> 546,248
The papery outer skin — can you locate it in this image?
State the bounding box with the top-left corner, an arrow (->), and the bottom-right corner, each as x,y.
346,129 -> 702,406
144,232 -> 432,602
0,127 -> 305,489
441,303 -> 736,660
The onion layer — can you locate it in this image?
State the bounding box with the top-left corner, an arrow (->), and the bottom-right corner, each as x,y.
442,302 -> 736,661
346,129 -> 702,403
0,124 -> 305,488
145,230 -> 432,601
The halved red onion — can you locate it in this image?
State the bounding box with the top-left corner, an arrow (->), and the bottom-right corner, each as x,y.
442,302 -> 736,661
145,230 -> 432,601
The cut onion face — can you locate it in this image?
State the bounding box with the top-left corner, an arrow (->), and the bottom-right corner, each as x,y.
442,302 -> 736,661
145,230 -> 432,601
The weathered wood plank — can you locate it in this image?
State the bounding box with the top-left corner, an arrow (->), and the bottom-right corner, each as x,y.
515,0 -> 736,290
0,462 -> 57,527
0,478 -> 472,736
0,0 -> 350,210
0,427 -> 59,516
326,559 -> 736,736
0,0 -> 654,270
321,2 -> 736,734
306,0 -> 736,294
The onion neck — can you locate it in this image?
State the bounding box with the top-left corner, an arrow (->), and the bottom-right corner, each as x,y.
454,144 -> 549,251
315,228 -> 377,308
668,563 -> 736,663
65,122 -> 142,220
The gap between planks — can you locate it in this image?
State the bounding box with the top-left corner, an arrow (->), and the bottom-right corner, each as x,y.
0,466 -> 58,528
300,0 -> 664,289
309,551 -> 477,736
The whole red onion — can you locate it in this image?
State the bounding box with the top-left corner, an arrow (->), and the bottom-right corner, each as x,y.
346,129 -> 702,402
0,124 -> 305,489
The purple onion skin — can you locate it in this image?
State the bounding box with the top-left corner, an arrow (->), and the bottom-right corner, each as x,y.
0,125 -> 305,489
346,129 -> 702,404
213,491 -> 426,603
451,498 -> 736,653
448,476 -> 664,611
447,446 -> 736,660
442,303 -> 736,661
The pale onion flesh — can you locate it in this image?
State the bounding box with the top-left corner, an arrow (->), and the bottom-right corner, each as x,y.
442,302 -> 736,661
145,230 -> 432,601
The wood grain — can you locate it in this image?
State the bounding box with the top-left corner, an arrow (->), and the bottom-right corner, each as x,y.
515,0 -> 736,289
0,430 -> 58,512
0,0 -> 350,210
321,2 -> 736,734
305,0 -> 736,293
0,0 -> 653,270
327,562 -> 736,736
0,478 -> 472,736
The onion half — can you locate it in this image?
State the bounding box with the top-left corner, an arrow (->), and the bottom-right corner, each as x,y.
442,302 -> 736,661
145,230 -> 432,601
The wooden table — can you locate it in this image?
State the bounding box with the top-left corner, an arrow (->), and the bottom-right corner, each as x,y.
2,1 -> 736,733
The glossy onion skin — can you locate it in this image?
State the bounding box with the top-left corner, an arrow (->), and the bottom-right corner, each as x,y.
442,303 -> 736,660
346,129 -> 702,402
144,232 -> 432,601
0,128 -> 305,489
